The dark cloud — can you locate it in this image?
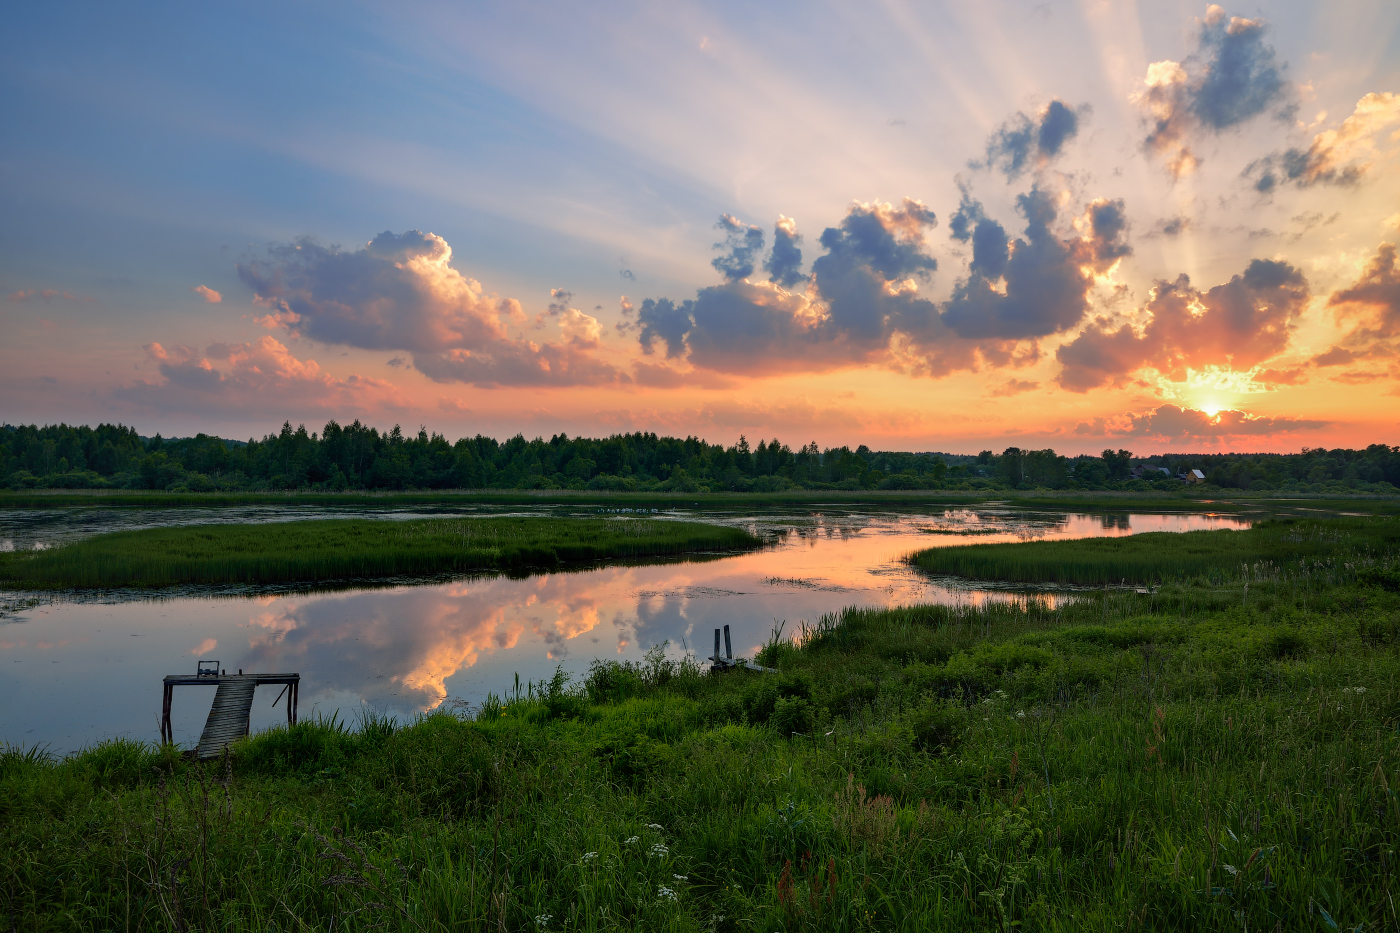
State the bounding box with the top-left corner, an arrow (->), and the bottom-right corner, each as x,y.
237,230 -> 623,388
1189,13 -> 1288,130
632,201 -> 993,375
1137,8 -> 1292,177
764,216 -> 806,288
1160,216 -> 1191,237
711,214 -> 765,281
941,189 -> 1129,340
1056,258 -> 1309,391
974,99 -> 1086,179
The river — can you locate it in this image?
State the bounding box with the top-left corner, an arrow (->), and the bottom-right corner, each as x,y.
0,502 -> 1250,752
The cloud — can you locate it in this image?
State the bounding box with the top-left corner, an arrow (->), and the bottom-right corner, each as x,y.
191,285 -> 222,303
974,99 -> 1086,179
119,336 -> 408,415
1152,216 -> 1192,238
1327,242 -> 1400,358
1056,258 -> 1310,391
711,214 -> 765,281
941,189 -> 1130,340
990,379 -> 1038,397
1247,93 -> 1400,192
637,200 -> 993,376
1135,6 -> 1292,177
1121,404 -> 1328,438
7,288 -> 81,302
633,190 -> 1133,380
764,215 -> 805,288
237,230 -> 624,388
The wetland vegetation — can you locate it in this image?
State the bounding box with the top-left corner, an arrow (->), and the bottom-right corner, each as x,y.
909,515 -> 1400,585
0,516 -> 761,589
4,515 -> 1400,929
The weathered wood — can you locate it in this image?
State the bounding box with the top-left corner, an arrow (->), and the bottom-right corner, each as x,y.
195,679 -> 258,760
161,671 -> 300,756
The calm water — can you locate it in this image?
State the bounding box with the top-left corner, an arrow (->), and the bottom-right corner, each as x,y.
0,504 -> 1250,752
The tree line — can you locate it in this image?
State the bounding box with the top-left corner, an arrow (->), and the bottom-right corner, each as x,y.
2,421 -> 1397,494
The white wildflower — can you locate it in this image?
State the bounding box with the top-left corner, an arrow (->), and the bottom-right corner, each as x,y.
1356,687 -> 1366,695
623,836 -> 639,845
673,874 -> 688,881
646,823 -> 664,830
580,852 -> 598,863
650,843 -> 669,857
1016,711 -> 1026,719
658,885 -> 678,901
535,913 -> 552,929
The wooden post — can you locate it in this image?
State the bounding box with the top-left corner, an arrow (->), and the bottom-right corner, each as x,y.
161,683 -> 172,744
292,680 -> 298,725
723,624 -> 733,661
713,628 -> 721,664
286,681 -> 292,725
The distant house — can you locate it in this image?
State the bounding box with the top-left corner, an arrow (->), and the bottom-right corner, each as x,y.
1130,466 -> 1172,479
1179,469 -> 1206,484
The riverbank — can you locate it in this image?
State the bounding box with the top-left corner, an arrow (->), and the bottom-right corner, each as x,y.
0,517 -> 762,588
4,517 -> 1399,929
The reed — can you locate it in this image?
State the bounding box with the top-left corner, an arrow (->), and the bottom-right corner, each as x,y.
908,515 -> 1400,584
3,514 -> 1399,930
0,516 -> 761,588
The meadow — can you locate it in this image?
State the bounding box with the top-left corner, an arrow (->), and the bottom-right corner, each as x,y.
3,515 -> 1400,930
0,517 -> 761,588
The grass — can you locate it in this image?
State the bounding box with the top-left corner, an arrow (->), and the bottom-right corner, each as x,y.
4,517 -> 1400,930
908,515 -> 1400,585
0,517 -> 761,589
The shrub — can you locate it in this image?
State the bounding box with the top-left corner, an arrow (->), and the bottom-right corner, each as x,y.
770,697 -> 816,738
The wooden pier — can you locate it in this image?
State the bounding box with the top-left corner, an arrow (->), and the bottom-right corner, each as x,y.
161,665 -> 299,760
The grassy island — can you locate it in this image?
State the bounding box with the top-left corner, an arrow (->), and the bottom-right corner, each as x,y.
909,515 -> 1400,585
4,517 -> 1400,930
0,516 -> 761,588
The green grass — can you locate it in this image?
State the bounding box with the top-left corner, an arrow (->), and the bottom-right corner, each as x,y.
0,517 -> 760,588
4,518 -> 1400,930
908,515 -> 1400,585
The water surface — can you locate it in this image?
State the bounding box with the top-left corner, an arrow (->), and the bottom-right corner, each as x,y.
1,504 -> 1249,752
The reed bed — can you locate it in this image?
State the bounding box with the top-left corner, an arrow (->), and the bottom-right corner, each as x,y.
0,516 -> 760,588
4,517 -> 1399,930
908,515 -> 1400,584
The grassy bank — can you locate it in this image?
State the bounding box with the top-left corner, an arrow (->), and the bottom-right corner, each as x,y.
0,517 -> 760,589
4,518 -> 1400,929
909,515 -> 1400,585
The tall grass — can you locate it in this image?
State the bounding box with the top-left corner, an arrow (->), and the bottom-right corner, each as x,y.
908,515 -> 1400,584
3,516 -> 1399,929
0,516 -> 760,588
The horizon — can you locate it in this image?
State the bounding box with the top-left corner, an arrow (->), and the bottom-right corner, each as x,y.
3,3 -> 1398,454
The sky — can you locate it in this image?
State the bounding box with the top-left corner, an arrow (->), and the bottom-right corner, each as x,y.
2,1 -> 1399,454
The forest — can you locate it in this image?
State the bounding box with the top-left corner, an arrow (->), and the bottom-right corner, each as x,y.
2,420 -> 1398,494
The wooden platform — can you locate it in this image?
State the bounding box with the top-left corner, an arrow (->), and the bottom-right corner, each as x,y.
160,672 -> 300,759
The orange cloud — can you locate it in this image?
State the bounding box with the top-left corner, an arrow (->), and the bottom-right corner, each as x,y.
191,285 -> 223,303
